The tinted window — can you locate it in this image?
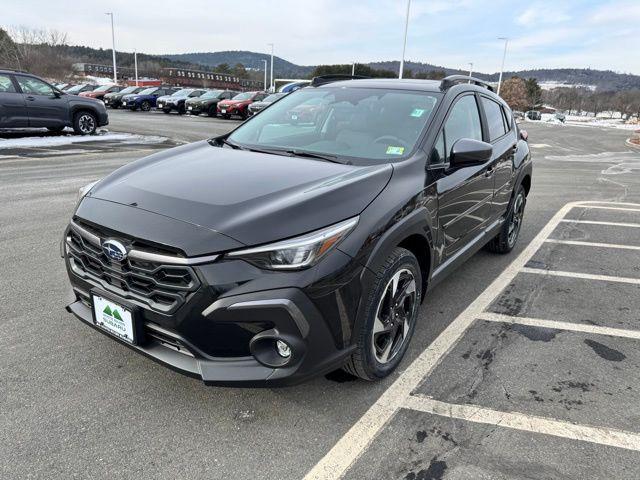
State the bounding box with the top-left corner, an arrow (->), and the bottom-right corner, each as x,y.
501,105 -> 512,130
481,97 -> 507,141
444,95 -> 482,158
17,76 -> 54,96
0,74 -> 16,93
429,132 -> 446,165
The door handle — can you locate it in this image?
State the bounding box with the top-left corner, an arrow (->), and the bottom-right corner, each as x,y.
26,96 -> 35,101
484,165 -> 496,177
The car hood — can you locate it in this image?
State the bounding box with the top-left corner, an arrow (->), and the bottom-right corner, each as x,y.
86,141 -> 392,249
219,99 -> 247,106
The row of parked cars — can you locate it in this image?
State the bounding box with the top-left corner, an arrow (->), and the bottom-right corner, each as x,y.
102,86 -> 286,119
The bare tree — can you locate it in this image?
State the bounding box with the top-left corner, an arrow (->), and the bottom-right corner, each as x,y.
1,26 -> 71,79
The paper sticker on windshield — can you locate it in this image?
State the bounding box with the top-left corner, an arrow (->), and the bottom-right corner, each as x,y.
410,108 -> 426,117
386,146 -> 405,155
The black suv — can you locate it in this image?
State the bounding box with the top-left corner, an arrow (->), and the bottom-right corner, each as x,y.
63,75 -> 532,386
0,70 -> 108,135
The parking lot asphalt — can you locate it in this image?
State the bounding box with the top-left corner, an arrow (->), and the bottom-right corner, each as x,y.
1,115 -> 639,479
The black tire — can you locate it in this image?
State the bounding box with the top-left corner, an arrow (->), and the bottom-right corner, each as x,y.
163,109 -> 171,114
111,104 -> 119,109
208,106 -> 217,117
72,111 -> 97,135
343,247 -> 422,381
240,109 -> 248,120
140,100 -> 151,111
46,126 -> 65,133
486,185 -> 527,254
222,114 -> 231,120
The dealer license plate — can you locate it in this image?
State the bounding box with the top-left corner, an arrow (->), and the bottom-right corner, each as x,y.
92,294 -> 136,344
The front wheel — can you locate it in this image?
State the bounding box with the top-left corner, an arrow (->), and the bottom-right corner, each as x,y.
140,100 -> 151,111
486,185 -> 527,254
72,111 -> 97,135
343,247 -> 421,381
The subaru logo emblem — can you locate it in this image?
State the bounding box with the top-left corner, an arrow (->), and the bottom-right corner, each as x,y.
102,239 -> 128,262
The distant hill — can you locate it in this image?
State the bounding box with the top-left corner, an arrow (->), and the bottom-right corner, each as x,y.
163,51 -> 314,78
163,52 -> 640,91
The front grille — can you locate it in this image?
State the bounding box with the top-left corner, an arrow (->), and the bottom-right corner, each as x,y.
66,228 -> 200,314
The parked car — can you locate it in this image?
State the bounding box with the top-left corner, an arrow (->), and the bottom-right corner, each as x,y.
217,91 -> 269,119
513,110 -> 525,120
0,69 -> 108,134
156,89 -> 207,114
247,92 -> 287,116
79,84 -> 123,101
122,86 -> 179,111
555,112 -> 566,123
61,84 -> 78,91
63,75 -> 532,386
185,89 -> 239,117
103,86 -> 145,109
526,110 -> 541,120
55,82 -> 71,90
65,84 -> 97,95
279,81 -> 310,93
287,96 -> 324,123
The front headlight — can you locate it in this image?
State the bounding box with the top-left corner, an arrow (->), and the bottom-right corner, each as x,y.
77,180 -> 98,203
227,217 -> 358,270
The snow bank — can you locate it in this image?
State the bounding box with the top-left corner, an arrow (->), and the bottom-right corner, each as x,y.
0,131 -> 168,149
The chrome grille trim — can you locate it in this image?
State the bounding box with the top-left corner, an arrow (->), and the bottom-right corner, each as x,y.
69,221 -> 220,266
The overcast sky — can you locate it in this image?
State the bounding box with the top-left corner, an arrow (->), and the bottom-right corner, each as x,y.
3,0 -> 639,74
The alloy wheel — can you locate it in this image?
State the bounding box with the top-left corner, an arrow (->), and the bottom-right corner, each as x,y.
78,114 -> 96,134
371,268 -> 417,364
508,192 -> 525,246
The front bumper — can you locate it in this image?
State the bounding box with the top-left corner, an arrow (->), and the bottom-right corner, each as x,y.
63,221 -> 363,387
98,111 -> 109,126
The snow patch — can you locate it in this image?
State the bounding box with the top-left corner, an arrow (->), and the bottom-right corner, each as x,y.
0,131 -> 168,149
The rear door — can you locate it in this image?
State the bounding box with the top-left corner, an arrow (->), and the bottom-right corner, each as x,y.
434,94 -> 495,258
479,96 -> 517,218
15,75 -> 69,128
0,73 -> 28,127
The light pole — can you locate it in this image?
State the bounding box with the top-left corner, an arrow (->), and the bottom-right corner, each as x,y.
352,62 -> 356,76
497,37 -> 509,95
105,12 -> 117,84
134,50 -> 138,86
399,0 -> 411,79
468,62 -> 473,79
267,43 -> 274,92
262,59 -> 268,91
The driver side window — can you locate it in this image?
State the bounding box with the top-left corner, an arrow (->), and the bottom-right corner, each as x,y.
16,76 -> 54,96
443,95 -> 482,161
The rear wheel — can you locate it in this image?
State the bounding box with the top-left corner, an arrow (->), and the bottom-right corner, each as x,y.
140,100 -> 151,111
343,247 -> 421,380
72,111 -> 97,135
486,185 -> 527,254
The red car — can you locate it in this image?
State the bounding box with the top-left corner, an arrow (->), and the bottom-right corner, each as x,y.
79,84 -> 123,101
217,91 -> 268,119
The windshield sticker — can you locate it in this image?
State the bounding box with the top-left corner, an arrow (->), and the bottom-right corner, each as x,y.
386,146 -> 405,155
410,108 -> 426,117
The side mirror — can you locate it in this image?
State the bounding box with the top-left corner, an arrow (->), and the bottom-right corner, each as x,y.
53,90 -> 62,98
449,138 -> 493,169
520,129 -> 528,141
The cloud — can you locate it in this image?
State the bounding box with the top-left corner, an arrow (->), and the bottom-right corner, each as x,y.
516,4 -> 571,26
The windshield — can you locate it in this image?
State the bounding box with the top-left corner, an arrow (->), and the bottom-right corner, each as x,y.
200,90 -> 223,99
172,89 -> 193,97
138,87 -> 157,95
94,85 -> 114,92
227,87 -> 441,162
119,86 -> 138,94
231,92 -> 254,101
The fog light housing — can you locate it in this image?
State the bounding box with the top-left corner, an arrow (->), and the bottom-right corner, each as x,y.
276,340 -> 291,358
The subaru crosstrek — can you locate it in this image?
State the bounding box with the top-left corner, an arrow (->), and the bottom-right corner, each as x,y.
62,75 -> 532,386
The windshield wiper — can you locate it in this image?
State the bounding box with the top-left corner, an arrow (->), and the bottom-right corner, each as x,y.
219,138 -> 243,150
283,149 -> 343,163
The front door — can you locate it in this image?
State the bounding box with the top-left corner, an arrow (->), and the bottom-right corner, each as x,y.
0,74 -> 28,127
15,75 -> 69,128
435,94 -> 496,258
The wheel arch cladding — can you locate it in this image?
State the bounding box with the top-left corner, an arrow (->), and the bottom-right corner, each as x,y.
521,174 -> 531,196
397,234 -> 430,298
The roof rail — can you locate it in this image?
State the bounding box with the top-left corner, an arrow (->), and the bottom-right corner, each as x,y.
440,75 -> 494,92
310,74 -> 369,87
0,68 -> 28,74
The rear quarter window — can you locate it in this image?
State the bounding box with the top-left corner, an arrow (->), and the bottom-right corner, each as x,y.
481,97 -> 507,141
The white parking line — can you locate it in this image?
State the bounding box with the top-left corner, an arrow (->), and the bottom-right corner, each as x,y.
545,239 -> 640,251
521,267 -> 640,285
560,219 -> 640,228
578,205 -> 640,213
304,201 -> 640,480
478,312 -> 640,340
403,395 -> 640,452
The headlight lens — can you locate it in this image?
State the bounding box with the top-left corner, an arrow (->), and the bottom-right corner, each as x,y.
77,180 -> 98,203
227,217 -> 358,270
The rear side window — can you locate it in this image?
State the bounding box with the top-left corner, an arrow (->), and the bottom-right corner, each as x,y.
443,95 -> 482,155
481,97 -> 507,141
0,74 -> 16,93
501,105 -> 512,130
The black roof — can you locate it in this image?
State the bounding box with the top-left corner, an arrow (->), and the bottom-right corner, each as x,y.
316,78 -> 443,92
